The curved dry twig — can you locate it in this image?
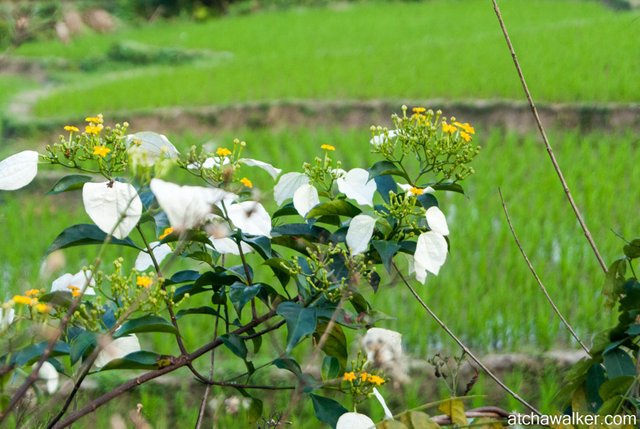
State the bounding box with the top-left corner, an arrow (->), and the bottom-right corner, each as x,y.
499,189 -> 591,355
491,0 -> 608,274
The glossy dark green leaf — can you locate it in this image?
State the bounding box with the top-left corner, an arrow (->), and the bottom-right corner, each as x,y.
307,200 -> 361,219
374,175 -> 397,203
186,251 -> 213,265
603,348 -> 636,378
373,241 -> 401,273
229,282 -> 262,316
322,356 -> 341,380
272,223 -> 331,241
369,160 -> 408,181
314,322 -> 347,371
431,182 -> 464,194
11,342 -> 70,366
100,351 -> 160,371
47,174 -> 92,195
625,324 -> 640,335
263,257 -> 292,287
165,270 -> 201,285
242,234 -> 272,259
46,224 -> 139,255
70,332 -> 96,365
39,291 -> 74,307
585,362 -> 605,411
272,203 -> 298,218
416,193 -> 438,210
603,258 -> 627,307
114,315 -> 177,338
310,394 -> 348,429
176,306 -> 222,319
221,334 -> 248,360
276,302 -> 318,353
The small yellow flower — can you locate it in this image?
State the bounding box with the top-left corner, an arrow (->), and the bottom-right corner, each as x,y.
460,131 -> 472,142
93,145 -> 111,157
412,107 -> 426,114
240,177 -> 253,188
216,147 -> 232,157
342,372 -> 356,382
367,375 -> 385,386
67,285 -> 81,297
64,125 -> 79,133
13,295 -> 33,305
85,124 -> 103,135
159,227 -> 174,240
35,303 -> 51,314
320,144 -> 335,151
85,114 -> 104,124
442,122 -> 457,134
137,276 -> 153,288
409,187 -> 424,196
454,122 -> 475,135
25,289 -> 41,297
359,372 -> 369,382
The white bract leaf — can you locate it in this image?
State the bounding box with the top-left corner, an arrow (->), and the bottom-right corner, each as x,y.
426,206 -> 449,236
336,168 -> 376,207
274,172 -> 309,206
51,270 -> 96,295
187,157 -> 230,170
94,335 -> 141,369
362,328 -> 403,366
34,361 -> 59,394
126,132 -> 179,166
0,308 -> 15,329
238,158 -> 282,180
293,183 -> 319,218
370,129 -> 398,148
83,181 -> 142,239
336,412 -> 375,429
397,183 -> 435,196
150,179 -> 237,230
134,242 -> 172,271
414,231 -> 448,282
373,387 -> 394,420
346,214 -> 376,255
227,201 -> 272,237
210,237 -> 254,255
0,150 -> 39,191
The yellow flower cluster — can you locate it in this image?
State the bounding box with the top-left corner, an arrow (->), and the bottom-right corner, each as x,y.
342,371 -> 385,386
240,177 -> 253,188
11,294 -> 50,313
320,144 -> 336,151
85,114 -> 104,135
136,276 -> 153,288
216,147 -> 232,157
409,187 -> 424,196
159,227 -> 174,240
64,125 -> 79,133
442,120 -> 475,142
93,145 -> 111,157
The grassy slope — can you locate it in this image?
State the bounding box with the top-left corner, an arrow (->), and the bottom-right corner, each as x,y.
9,0 -> 640,118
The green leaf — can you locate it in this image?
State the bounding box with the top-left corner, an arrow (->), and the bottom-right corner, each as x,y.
623,238 -> 640,259
221,334 -> 248,360
374,175 -> 397,204
307,200 -> 362,219
277,302 -> 317,353
438,399 -> 468,426
70,332 -> 96,365
273,357 -> 321,392
373,241 -> 401,273
603,348 -> 636,378
100,351 -> 160,371
39,291 -> 74,307
247,397 -> 263,425
599,376 -> 634,401
402,411 -> 441,429
263,257 -> 292,287
242,234 -> 272,259
229,282 -> 262,316
313,322 -> 347,372
272,223 -> 332,242
46,224 -> 139,255
369,160 -> 409,181
598,395 -> 625,416
603,258 -> 627,307
377,422 -> 409,429
310,394 -> 348,429
114,315 -> 177,338
431,182 -> 464,194
585,362 -> 606,411
322,356 -> 341,380
176,306 -> 221,319
272,203 -> 298,218
47,174 -> 92,195
11,342 -> 70,366
626,324 -> 640,335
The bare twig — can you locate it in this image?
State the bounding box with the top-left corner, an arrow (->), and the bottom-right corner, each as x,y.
393,263 -> 541,416
195,304 -> 221,429
491,0 -> 608,273
499,189 -> 590,355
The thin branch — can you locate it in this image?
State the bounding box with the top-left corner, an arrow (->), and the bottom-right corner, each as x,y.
195,304 -> 221,429
491,0 -> 607,273
499,189 -> 590,355
51,309 -> 278,429
393,263 -> 541,416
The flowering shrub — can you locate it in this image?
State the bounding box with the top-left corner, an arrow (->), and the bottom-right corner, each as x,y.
0,107 -> 481,428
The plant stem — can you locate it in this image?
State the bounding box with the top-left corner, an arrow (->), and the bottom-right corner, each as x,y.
393,263 -> 541,416
491,0 -> 607,274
